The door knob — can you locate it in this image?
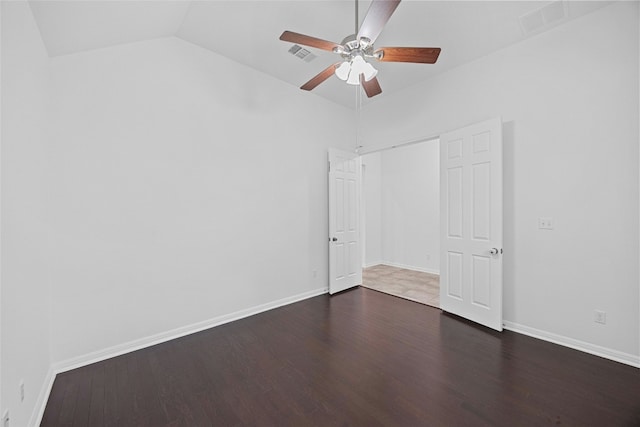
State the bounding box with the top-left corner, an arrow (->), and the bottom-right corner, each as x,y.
332,237 -> 338,242
489,248 -> 499,255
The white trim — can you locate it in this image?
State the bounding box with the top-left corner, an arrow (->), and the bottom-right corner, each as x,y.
379,261 -> 440,276
30,287 -> 328,425
503,320 -> 640,369
53,287 -> 328,374
29,367 -> 55,427
358,135 -> 440,155
363,261 -> 384,269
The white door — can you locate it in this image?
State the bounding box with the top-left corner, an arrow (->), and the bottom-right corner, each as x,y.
439,118 -> 503,331
328,148 -> 362,294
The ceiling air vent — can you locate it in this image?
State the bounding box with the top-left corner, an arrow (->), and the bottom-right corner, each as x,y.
288,44 -> 317,63
519,1 -> 568,36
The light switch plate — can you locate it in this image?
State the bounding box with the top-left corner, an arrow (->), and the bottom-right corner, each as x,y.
538,217 -> 554,230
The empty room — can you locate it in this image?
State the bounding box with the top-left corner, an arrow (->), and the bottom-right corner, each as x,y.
1,1 -> 639,426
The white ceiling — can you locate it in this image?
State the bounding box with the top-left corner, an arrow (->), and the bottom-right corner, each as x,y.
29,1 -> 192,56
29,0 -> 612,108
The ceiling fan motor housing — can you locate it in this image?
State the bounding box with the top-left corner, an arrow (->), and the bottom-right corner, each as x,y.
335,35 -> 378,60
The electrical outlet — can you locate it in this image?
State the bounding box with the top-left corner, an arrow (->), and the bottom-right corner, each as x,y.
538,217 -> 554,230
595,310 -> 607,324
20,381 -> 24,403
425,254 -> 431,261
312,270 -> 317,279
2,410 -> 9,427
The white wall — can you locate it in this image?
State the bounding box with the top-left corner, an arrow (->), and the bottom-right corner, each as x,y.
380,141 -> 440,273
46,36 -> 354,365
1,2 -> 52,426
362,152 -> 382,266
361,2 -> 639,363
363,141 -> 440,274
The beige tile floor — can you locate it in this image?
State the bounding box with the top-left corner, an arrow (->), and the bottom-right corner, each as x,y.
362,264 -> 440,308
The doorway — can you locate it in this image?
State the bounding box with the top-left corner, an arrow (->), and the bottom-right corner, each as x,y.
360,139 -> 440,308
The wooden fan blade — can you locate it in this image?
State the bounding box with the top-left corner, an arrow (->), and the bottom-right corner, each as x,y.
301,63 -> 340,91
279,31 -> 340,52
361,75 -> 382,98
375,47 -> 441,64
357,0 -> 401,44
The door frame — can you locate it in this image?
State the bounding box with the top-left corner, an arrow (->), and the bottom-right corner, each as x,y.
358,136 -> 440,274
357,118 -> 503,331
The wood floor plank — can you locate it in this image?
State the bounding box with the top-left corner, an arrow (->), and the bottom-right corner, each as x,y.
56,373 -> 79,426
130,349 -> 167,426
71,366 -> 93,426
102,358 -> 119,427
87,363 -> 105,426
41,288 -> 640,426
40,372 -> 71,425
114,355 -> 135,426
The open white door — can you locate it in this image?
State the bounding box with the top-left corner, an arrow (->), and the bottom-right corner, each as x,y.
440,118 -> 503,331
328,148 -> 362,294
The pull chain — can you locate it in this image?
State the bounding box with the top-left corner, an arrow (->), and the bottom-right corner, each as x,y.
355,86 -> 359,152
355,80 -> 363,153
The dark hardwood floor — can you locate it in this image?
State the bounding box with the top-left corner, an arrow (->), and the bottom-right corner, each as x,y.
41,287 -> 640,426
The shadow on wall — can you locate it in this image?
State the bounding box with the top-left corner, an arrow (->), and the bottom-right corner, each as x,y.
502,120 -> 516,316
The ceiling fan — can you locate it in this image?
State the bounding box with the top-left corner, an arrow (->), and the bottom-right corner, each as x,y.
279,0 -> 441,98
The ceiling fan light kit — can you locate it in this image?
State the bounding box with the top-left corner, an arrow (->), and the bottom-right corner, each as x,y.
279,0 -> 441,98
336,55 -> 378,85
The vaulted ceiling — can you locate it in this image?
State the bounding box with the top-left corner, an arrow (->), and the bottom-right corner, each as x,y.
29,0 -> 612,108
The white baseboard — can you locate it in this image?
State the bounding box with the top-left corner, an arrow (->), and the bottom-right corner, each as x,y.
32,288 -> 636,426
33,287 -> 328,425
53,286 -> 328,374
503,320 -> 640,368
379,261 -> 440,275
29,367 -> 55,427
363,261 -> 383,269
